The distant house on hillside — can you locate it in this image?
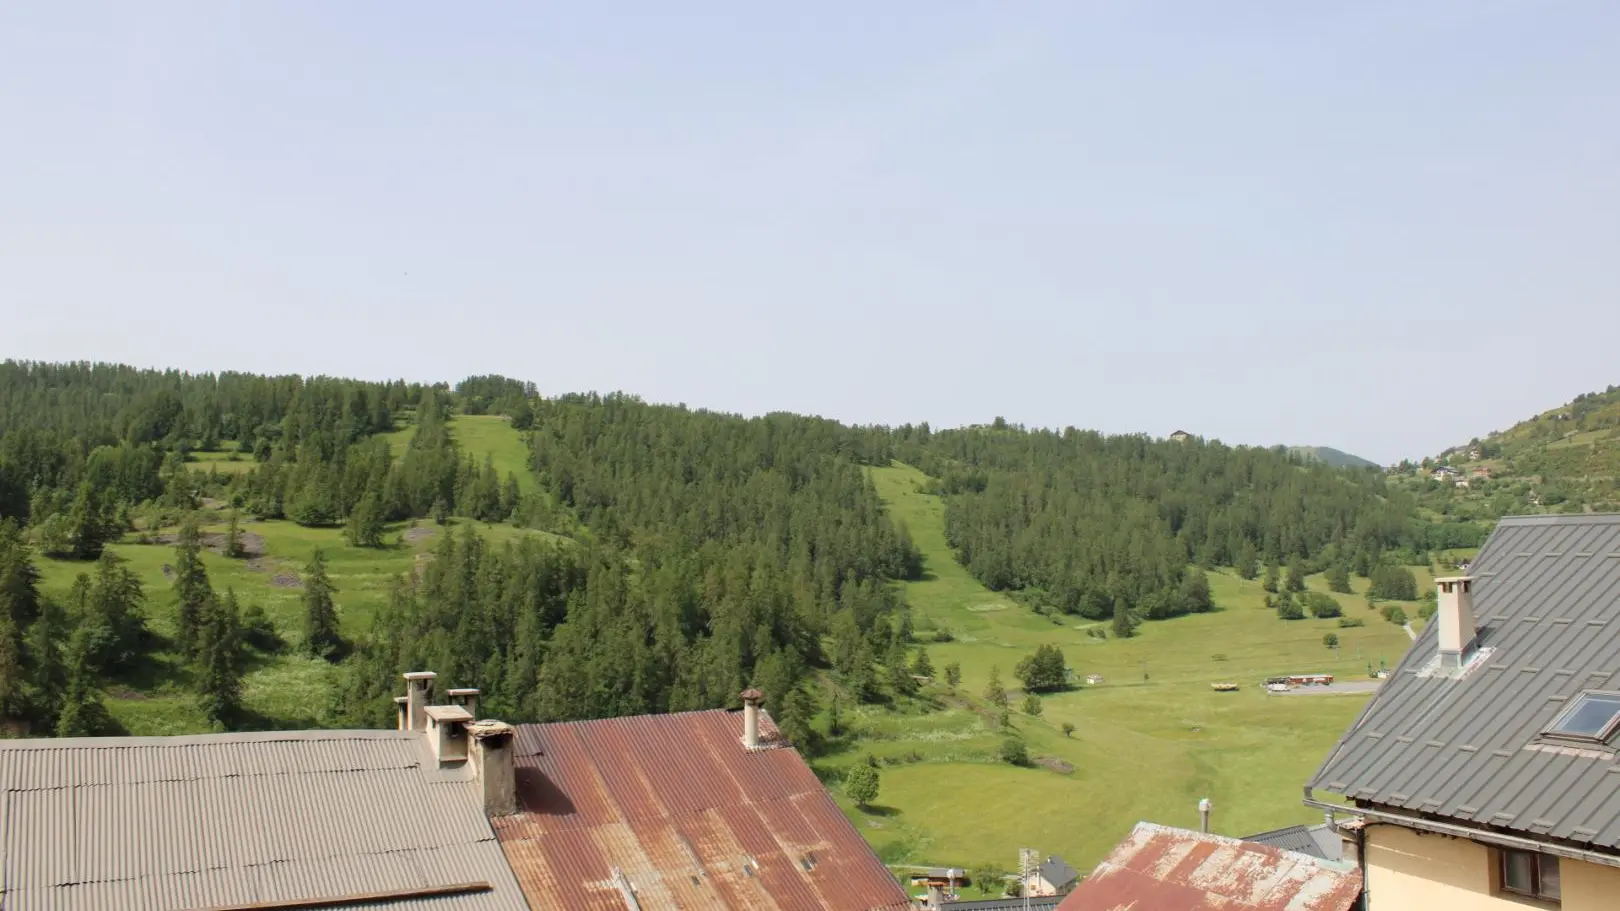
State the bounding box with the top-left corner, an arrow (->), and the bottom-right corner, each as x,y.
1169,430 -> 1192,442
1430,466 -> 1459,481
1470,465 -> 1493,478
1306,515 -> 1620,908
1024,856 -> 1081,896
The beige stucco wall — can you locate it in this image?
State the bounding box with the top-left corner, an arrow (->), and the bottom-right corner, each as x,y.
1365,824 -> 1620,910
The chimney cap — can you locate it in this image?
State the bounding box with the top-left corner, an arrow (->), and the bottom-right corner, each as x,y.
393,696 -> 408,705
468,719 -> 515,739
403,671 -> 438,681
740,688 -> 764,704
424,704 -> 474,724
447,687 -> 480,696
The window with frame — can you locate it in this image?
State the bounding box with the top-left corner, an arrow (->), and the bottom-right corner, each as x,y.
1500,848 -> 1561,903
1543,691 -> 1620,743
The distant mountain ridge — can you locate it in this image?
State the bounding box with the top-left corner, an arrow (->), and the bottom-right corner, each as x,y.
1287,445 -> 1379,470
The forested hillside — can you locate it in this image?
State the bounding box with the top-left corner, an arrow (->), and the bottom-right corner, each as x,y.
889,425 -> 1440,627
1,361 -> 1430,746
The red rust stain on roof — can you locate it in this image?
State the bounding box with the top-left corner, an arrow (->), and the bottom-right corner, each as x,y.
491,709 -> 912,911
1057,823 -> 1362,911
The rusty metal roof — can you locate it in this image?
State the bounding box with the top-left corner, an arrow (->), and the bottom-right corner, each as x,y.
0,730 -> 530,911
491,709 -> 911,911
1056,823 -> 1361,911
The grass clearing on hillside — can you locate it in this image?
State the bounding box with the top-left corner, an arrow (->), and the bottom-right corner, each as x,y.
827,463 -> 1424,873
34,512 -> 559,736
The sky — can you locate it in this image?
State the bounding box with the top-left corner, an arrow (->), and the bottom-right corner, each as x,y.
2,3 -> 1617,464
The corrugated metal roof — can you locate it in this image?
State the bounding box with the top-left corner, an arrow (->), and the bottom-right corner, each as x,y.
491,709 -> 912,911
1056,823 -> 1360,911
1241,824 -> 1341,862
0,730 -> 529,911
1308,514 -> 1620,850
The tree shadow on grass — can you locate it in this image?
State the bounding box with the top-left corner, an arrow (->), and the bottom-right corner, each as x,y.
856,804 -> 900,818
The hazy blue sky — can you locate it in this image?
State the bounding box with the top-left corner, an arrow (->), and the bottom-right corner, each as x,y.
3,3 -> 1616,463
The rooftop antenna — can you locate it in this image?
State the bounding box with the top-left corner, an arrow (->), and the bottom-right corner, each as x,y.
1018,848 -> 1038,911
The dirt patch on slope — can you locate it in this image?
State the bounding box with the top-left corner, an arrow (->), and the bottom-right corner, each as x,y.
403,524 -> 438,545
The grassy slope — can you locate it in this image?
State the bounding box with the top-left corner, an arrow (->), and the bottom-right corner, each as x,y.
39,416 -> 553,735
826,462 -> 1423,873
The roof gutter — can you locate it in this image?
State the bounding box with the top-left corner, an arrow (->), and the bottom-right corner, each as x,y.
1303,792 -> 1620,870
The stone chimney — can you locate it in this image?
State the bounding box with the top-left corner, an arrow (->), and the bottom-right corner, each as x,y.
403,671 -> 437,733
447,687 -> 480,719
468,720 -> 518,816
1435,576 -> 1477,670
740,689 -> 764,749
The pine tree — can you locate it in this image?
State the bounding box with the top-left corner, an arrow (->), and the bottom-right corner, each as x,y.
944,662 -> 961,690
66,481 -> 111,560
345,492 -> 384,548
1180,567 -> 1213,614
87,551 -> 146,671
223,511 -> 246,558
1286,555 -> 1307,592
910,645 -> 934,679
1236,541 -> 1259,580
501,474 -> 522,521
301,549 -> 343,659
1111,596 -> 1137,639
24,595 -> 68,728
172,517 -> 212,657
1326,563 -> 1352,594
1262,563 -> 1280,593
983,665 -> 1007,707
0,613 -> 25,725
55,628 -> 116,737
196,589 -> 243,729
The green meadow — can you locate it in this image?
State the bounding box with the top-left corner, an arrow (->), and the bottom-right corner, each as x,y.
822,463 -> 1426,873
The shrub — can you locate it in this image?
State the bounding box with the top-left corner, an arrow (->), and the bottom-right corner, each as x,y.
999,737 -> 1030,766
1304,592 -> 1342,619
1022,694 -> 1042,716
1337,617 -> 1365,628
845,763 -> 880,808
1061,722 -> 1075,738
1323,633 -> 1340,649
1418,601 -> 1437,621
1276,596 -> 1305,621
1381,605 -> 1409,625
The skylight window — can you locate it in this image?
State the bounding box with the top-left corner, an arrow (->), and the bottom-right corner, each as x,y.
1545,692 -> 1620,743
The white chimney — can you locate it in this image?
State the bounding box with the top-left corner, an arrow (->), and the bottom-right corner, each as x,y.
468,720 -> 518,816
403,671 -> 437,733
1435,576 -> 1477,669
740,689 -> 764,749
447,687 -> 480,719
1198,797 -> 1212,833
394,696 -> 409,731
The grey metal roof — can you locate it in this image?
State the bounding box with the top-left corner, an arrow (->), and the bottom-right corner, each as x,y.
0,729 -> 530,911
1242,824 -> 1342,861
1036,856 -> 1078,888
1308,514 -> 1620,851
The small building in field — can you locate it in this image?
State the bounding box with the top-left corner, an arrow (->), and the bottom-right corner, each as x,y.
1084,674 -> 1105,686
